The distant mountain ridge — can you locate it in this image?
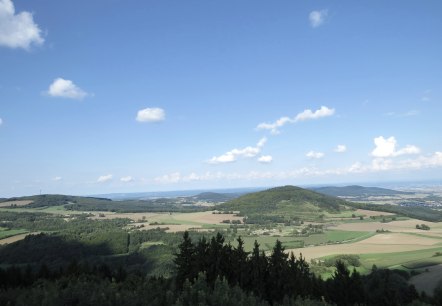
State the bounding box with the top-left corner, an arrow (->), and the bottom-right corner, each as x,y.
312,185 -> 414,197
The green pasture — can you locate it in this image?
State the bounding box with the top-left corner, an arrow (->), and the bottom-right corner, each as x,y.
0,228 -> 29,240
358,247 -> 442,270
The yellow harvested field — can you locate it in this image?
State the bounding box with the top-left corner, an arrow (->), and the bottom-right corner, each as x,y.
286,233 -> 441,261
172,211 -> 243,224
90,211 -> 242,225
90,212 -> 161,221
132,223 -> 210,233
0,200 -> 33,208
354,209 -> 395,217
410,264 -> 442,296
354,233 -> 441,246
0,232 -> 39,245
330,219 -> 442,234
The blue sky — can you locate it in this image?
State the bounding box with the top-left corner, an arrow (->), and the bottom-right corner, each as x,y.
0,0 -> 441,197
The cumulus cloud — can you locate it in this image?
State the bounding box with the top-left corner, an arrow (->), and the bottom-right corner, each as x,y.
0,0 -> 44,50
256,117 -> 293,135
120,176 -> 134,182
208,137 -> 267,164
154,172 -> 181,184
97,174 -> 113,183
136,107 -> 165,122
295,106 -> 335,122
309,10 -> 328,28
46,78 -> 88,100
334,145 -> 347,153
258,155 -> 273,163
371,136 -> 420,158
52,176 -> 62,181
306,151 -> 325,159
257,106 -> 335,134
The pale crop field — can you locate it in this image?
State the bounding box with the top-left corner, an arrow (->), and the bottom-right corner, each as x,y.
330,219 -> 442,234
353,209 -> 395,217
0,200 -> 33,208
286,232 -> 442,261
91,211 -> 242,225
0,232 -> 40,245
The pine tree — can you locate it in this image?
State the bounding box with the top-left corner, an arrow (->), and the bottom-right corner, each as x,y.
175,231 -> 195,289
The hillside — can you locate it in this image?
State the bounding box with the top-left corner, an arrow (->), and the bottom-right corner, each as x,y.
0,194 -> 111,208
0,194 -> 204,213
312,185 -> 413,197
186,192 -> 242,203
218,185 -> 351,223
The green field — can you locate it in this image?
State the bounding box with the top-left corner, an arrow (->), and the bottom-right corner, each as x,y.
0,228 -> 29,240
237,230 -> 372,252
358,247 -> 442,270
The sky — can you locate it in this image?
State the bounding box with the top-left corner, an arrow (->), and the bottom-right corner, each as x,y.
0,0 -> 441,197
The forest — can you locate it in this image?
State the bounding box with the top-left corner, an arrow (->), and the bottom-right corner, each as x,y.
1,231 -> 442,305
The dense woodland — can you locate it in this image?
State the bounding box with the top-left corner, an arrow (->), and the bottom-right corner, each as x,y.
0,231 -> 441,305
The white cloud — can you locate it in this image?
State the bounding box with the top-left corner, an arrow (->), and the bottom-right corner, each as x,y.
309,10 -> 328,28
257,106 -> 335,134
258,155 -> 273,163
0,117 -> 2,125
208,137 -> 267,164
0,0 -> 44,50
52,176 -> 62,181
154,172 -> 181,184
120,176 -> 134,182
306,151 -> 325,159
136,107 -> 165,122
334,145 -> 347,153
97,174 -> 113,183
371,136 -> 420,158
295,106 -> 335,122
47,78 -> 88,100
256,117 -> 293,135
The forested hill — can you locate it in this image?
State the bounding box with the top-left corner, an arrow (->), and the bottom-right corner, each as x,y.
218,185 -> 350,223
0,194 -> 111,208
0,194 -> 204,213
187,192 -> 242,202
312,185 -> 413,197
